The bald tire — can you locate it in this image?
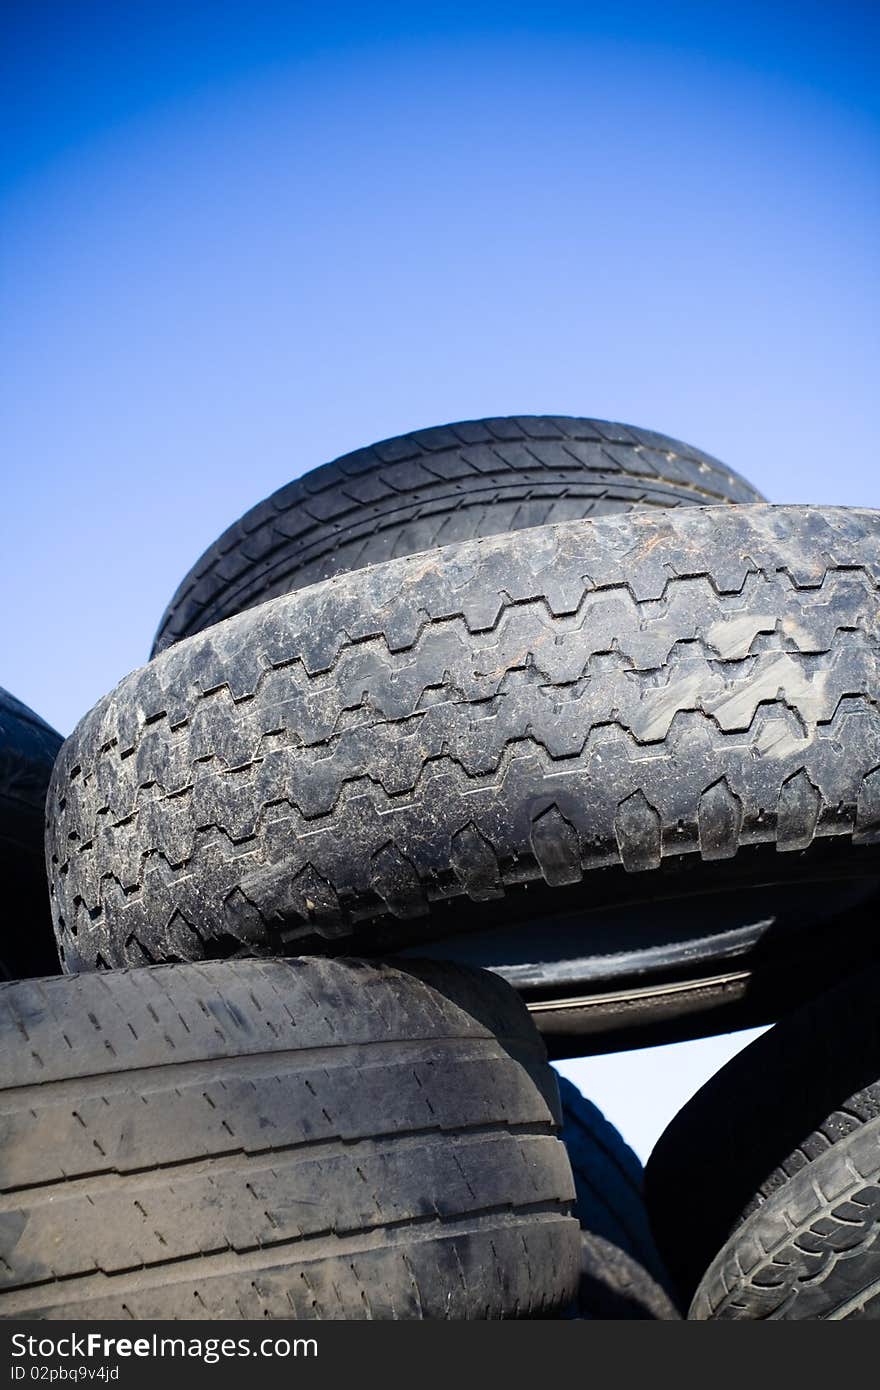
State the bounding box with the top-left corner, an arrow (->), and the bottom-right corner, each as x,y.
152,414 -> 761,653
0,957 -> 580,1320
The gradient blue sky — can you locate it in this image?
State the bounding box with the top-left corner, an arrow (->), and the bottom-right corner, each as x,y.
2,1 -> 878,1157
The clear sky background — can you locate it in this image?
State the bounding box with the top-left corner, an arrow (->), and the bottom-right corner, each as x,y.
2,1 -> 878,1159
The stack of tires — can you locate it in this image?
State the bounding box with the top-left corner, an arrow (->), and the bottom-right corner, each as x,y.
3,415 -> 879,1319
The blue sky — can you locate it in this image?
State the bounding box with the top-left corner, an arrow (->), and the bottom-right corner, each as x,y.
2,1 -> 878,1157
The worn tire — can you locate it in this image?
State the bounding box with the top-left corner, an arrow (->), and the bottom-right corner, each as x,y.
0,687 -> 62,978
48,504 -> 880,973
646,965 -> 880,1318
152,415 -> 762,654
0,956 -> 580,1319
577,1236 -> 681,1320
558,1077 -> 679,1319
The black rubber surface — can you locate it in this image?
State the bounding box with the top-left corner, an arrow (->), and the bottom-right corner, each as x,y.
0,957 -> 580,1319
557,1077 -> 679,1319
577,1236 -> 681,1320
48,505 -> 880,974
401,878 -> 880,1056
646,965 -> 880,1319
152,415 -> 762,653
0,687 -> 62,978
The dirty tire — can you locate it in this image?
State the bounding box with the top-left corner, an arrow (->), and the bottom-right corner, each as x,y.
646,965 -> 880,1319
558,1077 -> 679,1319
152,415 -> 762,653
0,687 -> 62,978
0,957 -> 580,1319
577,1236 -> 681,1320
48,504 -> 880,973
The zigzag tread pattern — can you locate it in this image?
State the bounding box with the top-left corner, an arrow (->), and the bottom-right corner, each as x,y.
0,958 -> 580,1320
49,505 -> 880,970
153,415 -> 763,651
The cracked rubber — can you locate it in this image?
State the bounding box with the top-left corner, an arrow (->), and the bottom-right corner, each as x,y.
47,503 -> 880,974
0,688 -> 62,978
558,1077 -> 680,1319
0,956 -> 580,1320
152,415 -> 762,654
645,965 -> 880,1319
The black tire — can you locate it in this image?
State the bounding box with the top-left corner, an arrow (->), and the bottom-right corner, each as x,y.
645,965 -> 880,1319
557,1077 -> 680,1319
0,956 -> 580,1319
48,504 -> 880,975
0,687 -> 62,979
152,415 -> 762,654
577,1236 -> 681,1320
400,877 -> 880,1057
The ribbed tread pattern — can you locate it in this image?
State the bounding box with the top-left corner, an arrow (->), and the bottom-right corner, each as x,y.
0,957 -> 580,1319
557,1077 -> 679,1318
559,1079 -> 664,1275
152,415 -> 762,653
47,505 -> 880,972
